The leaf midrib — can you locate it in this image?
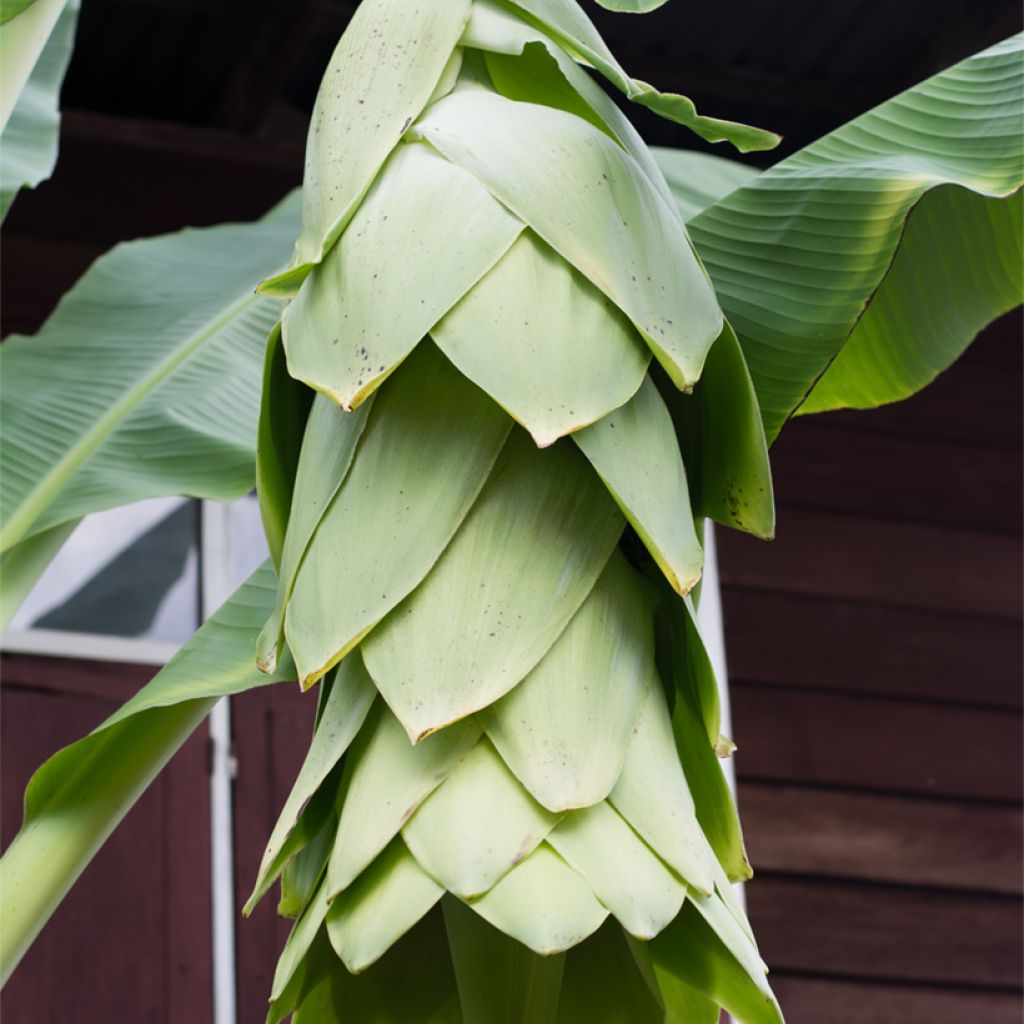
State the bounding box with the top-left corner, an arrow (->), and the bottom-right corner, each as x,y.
1,286 -> 264,551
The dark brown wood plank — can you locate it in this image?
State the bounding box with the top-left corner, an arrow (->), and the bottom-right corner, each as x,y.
770,976 -> 1023,1024
747,877 -> 1022,988
717,506 -> 1022,620
722,589 -> 1022,710
0,650 -> 159,704
731,685 -> 1023,802
768,418 -> 1021,533
739,783 -> 1023,894
232,681 -> 317,1024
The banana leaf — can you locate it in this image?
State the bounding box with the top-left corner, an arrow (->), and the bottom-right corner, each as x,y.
0,192 -> 300,589
658,33 -> 1024,442
0,0 -> 76,218
0,562 -> 293,982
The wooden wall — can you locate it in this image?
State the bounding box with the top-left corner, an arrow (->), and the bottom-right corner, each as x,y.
717,312 -> 1023,1022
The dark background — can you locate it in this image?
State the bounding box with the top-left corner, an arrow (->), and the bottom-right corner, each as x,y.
2,1 -> 1021,1022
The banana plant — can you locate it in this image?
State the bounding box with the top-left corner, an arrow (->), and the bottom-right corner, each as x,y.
0,1 -> 1020,1021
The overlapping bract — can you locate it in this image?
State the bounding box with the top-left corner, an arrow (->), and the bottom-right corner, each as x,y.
250,1 -> 780,1021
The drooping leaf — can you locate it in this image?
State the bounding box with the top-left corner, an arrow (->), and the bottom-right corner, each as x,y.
0,518 -> 76,631
648,901 -> 783,1024
270,877 -> 331,1002
500,0 -> 779,151
0,0 -> 76,218
326,702 -> 481,895
465,1 -> 681,216
257,390 -> 373,673
278,805 -> 336,919
466,844 -> 608,955
557,923 -> 665,1024
659,323 -> 775,540
245,654 -> 375,914
608,680 -> 714,894
0,193 -> 300,552
651,147 -> 759,222
593,0 -> 669,10
326,837 -> 444,972
803,186 -> 1023,412
445,895 -> 564,1024
432,229 -> 649,446
281,142 -> 522,411
0,563 -> 292,983
679,33 -> 1024,441
260,0 -> 474,293
255,323 -> 314,572
403,740 -> 558,898
548,801 -> 686,940
414,89 -> 724,390
362,430 -> 624,741
485,551 -> 654,812
284,342 -> 511,686
575,377 -> 704,594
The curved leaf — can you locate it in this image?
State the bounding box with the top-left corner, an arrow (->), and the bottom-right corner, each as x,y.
403,740 -> 557,898
0,0 -> 76,218
281,142 -> 522,411
326,702 -> 481,895
326,837 -> 443,973
261,0 -> 473,293
682,33 -> 1024,441
414,89 -> 724,389
362,430 -> 623,742
485,551 -> 654,812
245,654 -> 375,914
609,680 -> 713,894
284,342 -> 511,686
432,229 -> 649,447
594,0 -> 669,9
0,193 -> 300,551
548,802 -> 686,940
1,0 -> 42,25
466,844 -> 608,955
501,0 -> 778,151
0,562 -> 292,982
650,146 -> 759,223
575,377 -> 704,594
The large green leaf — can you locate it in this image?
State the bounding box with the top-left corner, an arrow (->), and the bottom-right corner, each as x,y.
362,430 -> 624,741
0,519 -> 76,631
485,552 -> 654,812
432,229 -> 649,447
0,563 -> 292,983
260,0 -> 473,294
678,33 -> 1024,442
0,0 -> 76,218
284,342 -> 511,686
0,193 -> 300,552
651,147 -> 758,222
281,141 -> 522,411
414,89 -> 724,390
500,0 -> 778,152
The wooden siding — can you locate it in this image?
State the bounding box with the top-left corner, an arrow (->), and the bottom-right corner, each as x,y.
717,313 -> 1023,1022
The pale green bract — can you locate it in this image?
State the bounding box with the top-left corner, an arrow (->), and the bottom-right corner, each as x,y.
1,0 -> 1020,1021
